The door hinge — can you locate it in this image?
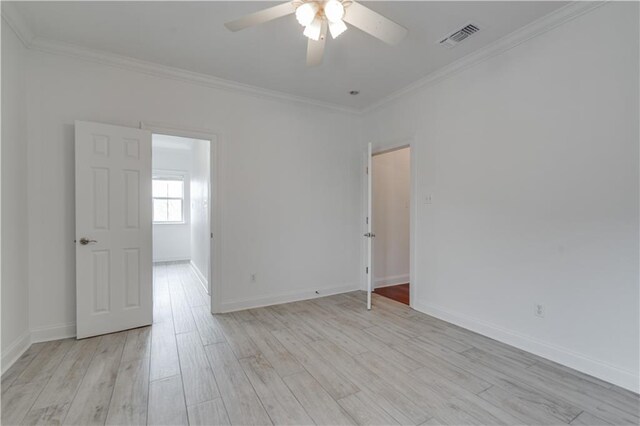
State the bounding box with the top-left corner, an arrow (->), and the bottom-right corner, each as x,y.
366,267 -> 369,274
366,216 -> 369,224
210,233 -> 213,239
366,166 -> 369,175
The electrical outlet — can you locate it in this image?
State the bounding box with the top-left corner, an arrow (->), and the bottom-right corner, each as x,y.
534,304 -> 545,318
250,273 -> 257,283
425,194 -> 433,204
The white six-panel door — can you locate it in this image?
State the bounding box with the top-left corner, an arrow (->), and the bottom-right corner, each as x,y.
75,121 -> 152,339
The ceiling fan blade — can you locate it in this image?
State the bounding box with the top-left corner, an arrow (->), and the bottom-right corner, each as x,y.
343,1 -> 408,45
306,21 -> 328,66
225,2 -> 296,32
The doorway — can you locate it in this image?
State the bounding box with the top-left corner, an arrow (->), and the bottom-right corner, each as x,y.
152,133 -> 211,310
372,146 -> 411,305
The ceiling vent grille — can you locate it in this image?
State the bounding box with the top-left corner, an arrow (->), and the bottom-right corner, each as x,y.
439,23 -> 480,48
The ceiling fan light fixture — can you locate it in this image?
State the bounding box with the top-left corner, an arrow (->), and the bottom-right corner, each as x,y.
296,2 -> 319,27
324,0 -> 345,23
328,19 -> 347,39
224,0 -> 408,66
303,17 -> 322,40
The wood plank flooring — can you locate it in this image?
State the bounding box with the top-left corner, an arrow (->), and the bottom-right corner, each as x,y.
2,262 -> 639,425
374,283 -> 410,305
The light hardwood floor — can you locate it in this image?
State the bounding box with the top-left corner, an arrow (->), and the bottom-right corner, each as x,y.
2,262 -> 639,425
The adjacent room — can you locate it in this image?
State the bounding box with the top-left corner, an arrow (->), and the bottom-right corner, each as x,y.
372,147 -> 411,306
2,1 -> 638,425
152,133 -> 211,305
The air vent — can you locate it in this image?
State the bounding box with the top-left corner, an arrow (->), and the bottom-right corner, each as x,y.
439,23 -> 480,48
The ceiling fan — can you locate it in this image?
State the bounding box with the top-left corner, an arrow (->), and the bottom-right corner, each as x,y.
224,0 -> 408,66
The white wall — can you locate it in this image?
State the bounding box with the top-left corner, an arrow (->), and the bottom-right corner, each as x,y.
362,2 -> 639,391
6,0 -> 638,393
1,20 -> 31,370
373,147 -> 410,288
190,138 -> 210,290
24,45 -> 362,333
152,142 -> 192,262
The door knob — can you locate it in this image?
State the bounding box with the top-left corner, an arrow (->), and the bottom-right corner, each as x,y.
79,238 -> 98,245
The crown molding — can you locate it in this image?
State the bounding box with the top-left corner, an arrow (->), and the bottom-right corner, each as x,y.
3,0 -> 605,115
28,37 -> 360,114
1,2 -> 34,47
2,1 -> 359,115
362,1 -> 607,114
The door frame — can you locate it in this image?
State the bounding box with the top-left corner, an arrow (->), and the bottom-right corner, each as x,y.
141,121 -> 224,314
365,137 -> 417,309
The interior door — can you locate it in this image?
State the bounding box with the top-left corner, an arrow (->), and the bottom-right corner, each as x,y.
75,121 -> 152,339
365,142 -> 374,310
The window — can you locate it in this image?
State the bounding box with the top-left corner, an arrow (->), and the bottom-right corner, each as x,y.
153,176 -> 184,223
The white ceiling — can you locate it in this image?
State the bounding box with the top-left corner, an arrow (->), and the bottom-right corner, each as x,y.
153,134 -> 195,151
13,1 -> 568,109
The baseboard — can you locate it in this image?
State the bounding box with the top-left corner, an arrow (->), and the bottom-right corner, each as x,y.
374,274 -> 410,289
1,330 -> 31,374
189,260 -> 209,295
219,284 -> 360,313
30,322 -> 76,342
413,300 -> 640,393
153,257 -> 190,263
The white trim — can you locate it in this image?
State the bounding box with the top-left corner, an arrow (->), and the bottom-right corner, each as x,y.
368,138 -> 416,308
152,169 -> 190,225
153,256 -> 191,263
413,300 -> 640,394
142,122 -> 222,314
220,284 -> 360,313
153,260 -> 190,265
30,322 -> 76,343
408,142 -> 417,308
190,260 -> 209,295
1,0 -> 356,115
362,1 -> 606,114
28,37 -> 358,115
2,283 -> 355,371
1,1 -> 604,114
1,2 -> 34,47
374,274 -> 410,288
2,323 -> 78,373
1,331 -> 31,374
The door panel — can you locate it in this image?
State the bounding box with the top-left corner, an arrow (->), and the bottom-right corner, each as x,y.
92,250 -> 111,313
75,121 -> 152,339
